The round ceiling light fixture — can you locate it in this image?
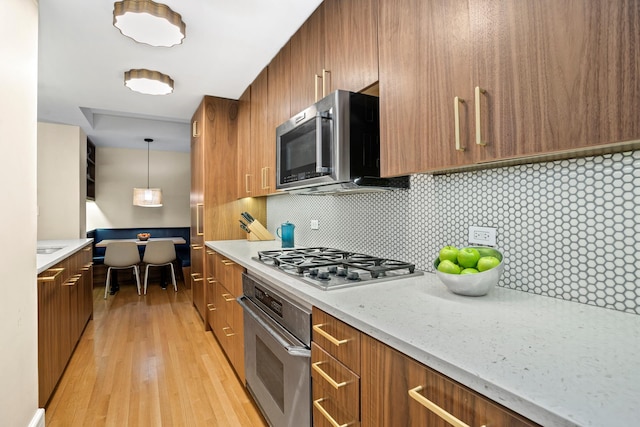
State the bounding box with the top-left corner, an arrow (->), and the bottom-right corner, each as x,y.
124,69 -> 174,95
113,0 -> 186,47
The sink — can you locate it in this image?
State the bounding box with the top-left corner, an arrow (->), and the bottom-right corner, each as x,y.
37,246 -> 64,255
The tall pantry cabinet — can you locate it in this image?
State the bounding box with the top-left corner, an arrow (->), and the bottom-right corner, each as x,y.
189,96 -> 265,325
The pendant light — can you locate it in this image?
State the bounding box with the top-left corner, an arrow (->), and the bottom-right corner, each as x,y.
133,138 -> 163,207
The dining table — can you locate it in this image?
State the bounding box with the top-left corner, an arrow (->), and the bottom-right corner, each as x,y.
96,237 -> 187,292
95,237 -> 187,248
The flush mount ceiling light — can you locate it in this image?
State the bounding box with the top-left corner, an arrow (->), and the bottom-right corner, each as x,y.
124,69 -> 174,95
113,0 -> 186,47
133,138 -> 163,207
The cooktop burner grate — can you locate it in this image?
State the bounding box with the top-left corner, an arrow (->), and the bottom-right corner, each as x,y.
255,247 -> 422,289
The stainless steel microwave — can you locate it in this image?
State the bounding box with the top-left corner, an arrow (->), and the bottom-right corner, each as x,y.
275,90 -> 409,194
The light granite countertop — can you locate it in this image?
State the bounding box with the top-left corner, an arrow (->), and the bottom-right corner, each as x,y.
206,239 -> 640,427
37,239 -> 93,274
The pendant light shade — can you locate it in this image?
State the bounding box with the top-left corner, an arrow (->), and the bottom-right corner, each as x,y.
134,138 -> 163,207
125,69 -> 173,95
113,0 -> 186,47
133,188 -> 163,207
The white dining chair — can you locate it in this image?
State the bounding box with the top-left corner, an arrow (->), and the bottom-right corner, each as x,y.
143,240 -> 177,294
104,242 -> 141,299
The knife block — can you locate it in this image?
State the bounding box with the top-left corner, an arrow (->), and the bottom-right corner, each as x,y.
247,219 -> 275,241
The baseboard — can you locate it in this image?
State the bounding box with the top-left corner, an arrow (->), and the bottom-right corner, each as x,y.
28,408 -> 45,427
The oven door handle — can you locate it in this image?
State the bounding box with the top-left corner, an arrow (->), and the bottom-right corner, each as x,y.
238,296 -> 311,358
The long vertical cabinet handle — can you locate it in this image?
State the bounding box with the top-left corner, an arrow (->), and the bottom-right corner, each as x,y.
454,96 -> 465,151
192,120 -> 199,137
322,69 -> 330,98
245,174 -> 251,194
261,167 -> 268,190
475,86 -> 487,146
315,74 -> 322,102
408,386 -> 480,427
196,203 -> 204,236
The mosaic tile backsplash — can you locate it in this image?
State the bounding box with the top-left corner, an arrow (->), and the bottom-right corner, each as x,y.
267,150 -> 640,315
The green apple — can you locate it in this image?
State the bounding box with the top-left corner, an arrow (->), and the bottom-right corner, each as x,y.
437,260 -> 461,274
457,247 -> 481,268
438,246 -> 459,263
477,256 -> 501,272
460,268 -> 479,275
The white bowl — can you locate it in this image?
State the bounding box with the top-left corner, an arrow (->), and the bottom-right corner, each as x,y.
433,247 -> 504,296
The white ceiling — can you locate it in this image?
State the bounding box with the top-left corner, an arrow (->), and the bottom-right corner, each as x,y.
37,0 -> 323,152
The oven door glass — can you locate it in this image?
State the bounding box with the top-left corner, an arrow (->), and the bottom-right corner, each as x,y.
278,112 -> 332,186
240,297 -> 311,427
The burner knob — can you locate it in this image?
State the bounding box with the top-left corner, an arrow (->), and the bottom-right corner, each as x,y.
337,268 -> 347,276
308,268 -> 319,276
347,271 -> 360,280
327,266 -> 338,274
317,271 -> 330,280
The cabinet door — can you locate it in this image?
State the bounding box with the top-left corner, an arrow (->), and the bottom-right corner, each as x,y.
190,100 -> 205,313
323,0 -> 379,94
290,3 -> 325,115
470,0 -> 640,160
361,335 -> 538,427
237,87 -> 253,198
251,67 -> 272,196
379,0 -> 476,176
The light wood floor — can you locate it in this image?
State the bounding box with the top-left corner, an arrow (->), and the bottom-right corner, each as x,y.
45,277 -> 267,427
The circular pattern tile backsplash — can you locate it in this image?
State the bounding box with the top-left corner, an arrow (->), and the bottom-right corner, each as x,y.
267,150 -> 640,315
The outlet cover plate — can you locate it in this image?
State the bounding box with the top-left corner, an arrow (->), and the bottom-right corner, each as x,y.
310,219 -> 319,230
468,226 -> 496,246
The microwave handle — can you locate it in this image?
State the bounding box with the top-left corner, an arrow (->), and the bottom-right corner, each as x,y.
315,113 -> 323,173
315,113 -> 331,174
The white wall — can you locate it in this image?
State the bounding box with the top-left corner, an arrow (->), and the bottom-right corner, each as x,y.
0,0 -> 41,425
86,146 -> 190,230
37,122 -> 87,239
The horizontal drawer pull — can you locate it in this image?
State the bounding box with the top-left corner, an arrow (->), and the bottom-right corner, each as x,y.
206,250 -> 215,255
221,259 -> 235,266
222,326 -> 235,337
206,277 -> 216,284
37,268 -> 65,282
408,385 -> 472,427
313,324 -> 348,346
190,273 -> 204,282
312,361 -> 347,389
191,245 -> 203,250
207,303 -> 216,311
313,398 -> 349,427
222,293 -> 235,302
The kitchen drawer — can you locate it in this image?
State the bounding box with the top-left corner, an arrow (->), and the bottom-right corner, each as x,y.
313,391 -> 361,427
214,253 -> 243,296
312,343 -> 360,422
312,307 -> 361,375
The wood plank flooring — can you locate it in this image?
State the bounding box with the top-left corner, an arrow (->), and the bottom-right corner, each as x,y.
45,277 -> 267,427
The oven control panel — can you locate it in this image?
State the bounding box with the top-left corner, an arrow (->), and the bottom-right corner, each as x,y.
255,285 -> 283,318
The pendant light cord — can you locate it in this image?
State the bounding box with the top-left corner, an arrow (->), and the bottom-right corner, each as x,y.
145,138 -> 153,189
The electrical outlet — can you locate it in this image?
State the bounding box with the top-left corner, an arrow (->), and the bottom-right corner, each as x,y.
468,226 -> 496,246
310,219 -> 319,230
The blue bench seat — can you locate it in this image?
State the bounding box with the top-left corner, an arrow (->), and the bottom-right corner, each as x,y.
87,227 -> 190,269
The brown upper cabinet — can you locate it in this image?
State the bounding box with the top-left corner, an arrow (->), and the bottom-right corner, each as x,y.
289,0 -> 379,116
379,0 -> 640,176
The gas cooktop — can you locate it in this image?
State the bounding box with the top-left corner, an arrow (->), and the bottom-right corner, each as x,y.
255,247 -> 423,290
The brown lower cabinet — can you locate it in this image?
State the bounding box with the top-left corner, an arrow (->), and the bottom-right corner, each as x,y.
37,244 -> 93,407
207,250 -> 245,384
360,333 -> 539,427
312,307 -> 538,427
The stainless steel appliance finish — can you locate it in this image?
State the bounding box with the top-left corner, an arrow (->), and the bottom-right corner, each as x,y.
240,273 -> 311,427
255,247 -> 423,290
276,90 -> 409,194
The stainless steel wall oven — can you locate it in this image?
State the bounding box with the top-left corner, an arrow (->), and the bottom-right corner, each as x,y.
239,272 -> 312,426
